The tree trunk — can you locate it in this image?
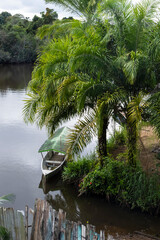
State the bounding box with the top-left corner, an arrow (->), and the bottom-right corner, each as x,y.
98,117 -> 108,167
126,115 -> 138,167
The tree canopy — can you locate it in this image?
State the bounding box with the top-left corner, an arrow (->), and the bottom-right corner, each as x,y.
0,8 -> 59,63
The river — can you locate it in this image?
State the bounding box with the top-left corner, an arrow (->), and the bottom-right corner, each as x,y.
0,64 -> 160,239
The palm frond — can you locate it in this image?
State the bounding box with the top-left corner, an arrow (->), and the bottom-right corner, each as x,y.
134,0 -> 160,24
43,101 -> 77,136
66,109 -> 96,159
127,92 -> 147,129
123,57 -> 139,85
37,19 -> 83,39
97,90 -> 125,132
69,43 -> 109,74
0,194 -> 16,205
57,74 -> 78,105
45,0 -> 100,19
76,79 -> 106,111
23,93 -> 41,124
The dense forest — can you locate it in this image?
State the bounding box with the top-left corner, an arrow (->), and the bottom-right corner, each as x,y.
0,8 -> 59,63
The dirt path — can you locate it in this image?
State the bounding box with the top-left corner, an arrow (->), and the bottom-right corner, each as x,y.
139,126 -> 160,173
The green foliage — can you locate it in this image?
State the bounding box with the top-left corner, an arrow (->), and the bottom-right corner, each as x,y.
0,8 -> 59,63
62,154 -> 96,182
122,169 -> 160,212
45,0 -> 100,20
0,194 -> 16,205
108,127 -> 127,152
24,0 -> 160,167
79,159 -> 160,213
148,92 -> 160,138
0,226 -> 10,240
63,156 -> 160,213
80,158 -> 127,196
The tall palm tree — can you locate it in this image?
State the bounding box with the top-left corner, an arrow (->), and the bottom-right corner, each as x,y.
23,20 -> 115,165
99,0 -> 160,165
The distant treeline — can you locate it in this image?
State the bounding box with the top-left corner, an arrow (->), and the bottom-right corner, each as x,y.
0,9 -> 71,63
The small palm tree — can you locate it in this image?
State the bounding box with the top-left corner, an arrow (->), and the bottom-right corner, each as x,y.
0,194 -> 15,240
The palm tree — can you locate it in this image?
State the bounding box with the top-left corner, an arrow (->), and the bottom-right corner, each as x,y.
0,194 -> 15,240
99,0 -> 160,166
23,21 -> 115,165
24,0 -> 160,167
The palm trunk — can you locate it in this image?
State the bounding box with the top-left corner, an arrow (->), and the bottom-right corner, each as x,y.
126,114 -> 138,167
98,117 -> 108,167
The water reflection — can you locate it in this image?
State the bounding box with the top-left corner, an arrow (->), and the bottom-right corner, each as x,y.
0,64 -> 33,91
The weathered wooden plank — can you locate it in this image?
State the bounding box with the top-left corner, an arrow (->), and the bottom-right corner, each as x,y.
0,207 -> 25,240
90,225 -> 95,240
59,209 -> 66,240
100,230 -> 105,240
77,222 -> 82,240
25,205 -> 28,240
72,222 -> 78,240
65,220 -> 72,240
81,224 -> 86,239
53,209 -> 59,239
70,221 -> 74,240
30,199 -> 54,240
86,223 -> 90,239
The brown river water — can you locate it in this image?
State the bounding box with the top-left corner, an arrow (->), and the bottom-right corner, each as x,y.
0,64 -> 160,239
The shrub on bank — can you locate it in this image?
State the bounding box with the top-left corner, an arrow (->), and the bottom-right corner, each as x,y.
63,157 -> 160,213
62,154 -> 96,182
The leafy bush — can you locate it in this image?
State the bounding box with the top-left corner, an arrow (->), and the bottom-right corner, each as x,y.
108,127 -> 127,152
63,154 -> 160,213
122,169 -> 160,212
62,153 -> 96,182
80,159 -> 126,196
78,158 -> 160,213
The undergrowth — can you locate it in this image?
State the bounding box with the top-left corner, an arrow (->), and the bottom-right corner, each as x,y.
62,153 -> 96,183
63,156 -> 160,214
107,127 -> 127,152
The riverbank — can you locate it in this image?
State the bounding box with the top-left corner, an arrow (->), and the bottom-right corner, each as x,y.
62,125 -> 160,214
118,232 -> 160,240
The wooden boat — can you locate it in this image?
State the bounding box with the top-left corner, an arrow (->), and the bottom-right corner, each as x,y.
41,151 -> 66,179
38,127 -> 70,179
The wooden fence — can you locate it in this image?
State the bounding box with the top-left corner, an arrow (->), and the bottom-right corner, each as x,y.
0,207 -> 25,240
30,199 -> 105,240
0,199 -> 105,240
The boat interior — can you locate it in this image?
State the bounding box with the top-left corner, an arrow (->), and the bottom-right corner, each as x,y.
43,151 -> 65,170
